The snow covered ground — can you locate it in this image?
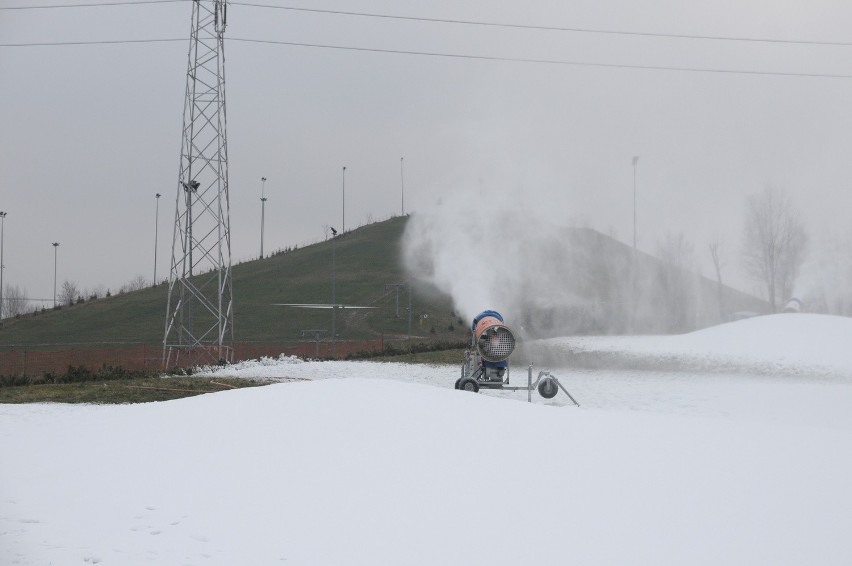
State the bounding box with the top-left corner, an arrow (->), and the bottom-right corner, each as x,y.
534,313 -> 852,377
2,314 -> 852,565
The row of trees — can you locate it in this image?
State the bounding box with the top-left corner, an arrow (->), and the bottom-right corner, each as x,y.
1,274 -> 151,320
656,186 -> 810,321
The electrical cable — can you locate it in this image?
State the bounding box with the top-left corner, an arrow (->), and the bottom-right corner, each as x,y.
2,35 -> 850,79
4,0 -> 852,48
228,2 -> 852,48
0,0 -> 186,9
0,38 -> 184,46
227,37 -> 852,79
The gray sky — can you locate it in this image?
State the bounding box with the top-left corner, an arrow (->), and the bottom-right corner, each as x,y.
2,0 -> 852,308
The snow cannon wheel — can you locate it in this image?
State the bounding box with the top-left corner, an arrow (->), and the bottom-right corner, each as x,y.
454,378 -> 461,390
537,377 -> 558,399
458,377 -> 480,393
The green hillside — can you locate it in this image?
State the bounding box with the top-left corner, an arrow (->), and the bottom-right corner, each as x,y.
0,215 -> 771,355
0,216 -> 463,351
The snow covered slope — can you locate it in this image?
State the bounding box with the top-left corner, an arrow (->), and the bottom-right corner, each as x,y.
538,313 -> 852,376
2,313 -> 852,565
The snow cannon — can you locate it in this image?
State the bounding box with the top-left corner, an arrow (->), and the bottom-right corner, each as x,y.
454,310 -> 580,406
783,297 -> 802,313
473,311 -> 516,362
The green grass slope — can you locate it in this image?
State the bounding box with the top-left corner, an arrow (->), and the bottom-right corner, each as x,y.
0,217 -> 464,351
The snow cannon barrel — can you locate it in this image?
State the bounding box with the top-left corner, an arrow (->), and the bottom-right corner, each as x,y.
472,311 -> 516,362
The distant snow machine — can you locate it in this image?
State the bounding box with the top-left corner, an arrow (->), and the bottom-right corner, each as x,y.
454,310 -> 579,405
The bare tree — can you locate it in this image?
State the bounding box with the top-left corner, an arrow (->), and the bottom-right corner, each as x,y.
59,280 -> 79,306
322,224 -> 331,241
742,188 -> 808,312
3,284 -> 30,318
123,274 -> 148,292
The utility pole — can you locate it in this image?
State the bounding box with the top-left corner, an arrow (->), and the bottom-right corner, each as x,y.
164,0 -> 234,368
260,176 -> 267,258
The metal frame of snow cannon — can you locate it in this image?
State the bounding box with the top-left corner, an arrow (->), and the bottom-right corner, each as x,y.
454,312 -> 579,406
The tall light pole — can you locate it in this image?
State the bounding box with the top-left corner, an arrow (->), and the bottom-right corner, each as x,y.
632,156 -> 639,255
330,226 -> 338,356
0,211 -> 6,321
260,176 -> 267,258
154,193 -> 161,286
400,157 -> 405,216
341,167 -> 346,234
631,156 -> 639,332
52,242 -> 59,307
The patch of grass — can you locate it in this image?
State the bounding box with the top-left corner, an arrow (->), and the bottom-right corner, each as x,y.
0,376 -> 269,404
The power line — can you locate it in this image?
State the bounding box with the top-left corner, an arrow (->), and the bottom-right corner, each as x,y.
1,35 -> 849,79
227,37 -> 852,79
0,0 -> 186,9
0,38 -> 183,47
229,3 -> 852,48
5,0 -> 852,49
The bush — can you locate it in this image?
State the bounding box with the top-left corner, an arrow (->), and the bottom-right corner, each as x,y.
0,365 -> 158,388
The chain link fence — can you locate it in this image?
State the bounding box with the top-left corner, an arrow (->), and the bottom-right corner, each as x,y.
0,339 -> 388,378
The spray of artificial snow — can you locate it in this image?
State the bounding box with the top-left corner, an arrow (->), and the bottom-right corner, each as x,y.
401,182 -> 586,332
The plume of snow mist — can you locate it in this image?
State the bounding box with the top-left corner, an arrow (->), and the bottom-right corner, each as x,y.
793,231 -> 852,316
401,183 -> 584,332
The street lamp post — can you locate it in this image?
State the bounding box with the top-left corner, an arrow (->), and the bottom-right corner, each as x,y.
400,157 -> 405,216
632,156 -> 639,255
260,177 -> 267,258
631,156 -> 640,332
154,193 -> 161,285
52,242 -> 59,307
341,167 -> 346,234
0,211 -> 6,321
330,226 -> 338,355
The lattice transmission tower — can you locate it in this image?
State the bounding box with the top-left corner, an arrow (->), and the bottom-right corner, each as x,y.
164,0 -> 234,367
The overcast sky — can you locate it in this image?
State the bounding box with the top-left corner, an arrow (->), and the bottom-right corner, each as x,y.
2,0 -> 852,308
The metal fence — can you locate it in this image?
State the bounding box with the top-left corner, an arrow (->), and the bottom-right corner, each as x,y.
0,339 -> 386,377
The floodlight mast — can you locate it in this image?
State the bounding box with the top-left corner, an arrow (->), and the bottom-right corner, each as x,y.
164,0 -> 234,368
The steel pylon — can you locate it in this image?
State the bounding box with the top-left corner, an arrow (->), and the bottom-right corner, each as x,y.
164,0 -> 234,367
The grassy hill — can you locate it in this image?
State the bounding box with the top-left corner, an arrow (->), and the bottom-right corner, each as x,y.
0,215 -> 770,354
0,216 -> 463,351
